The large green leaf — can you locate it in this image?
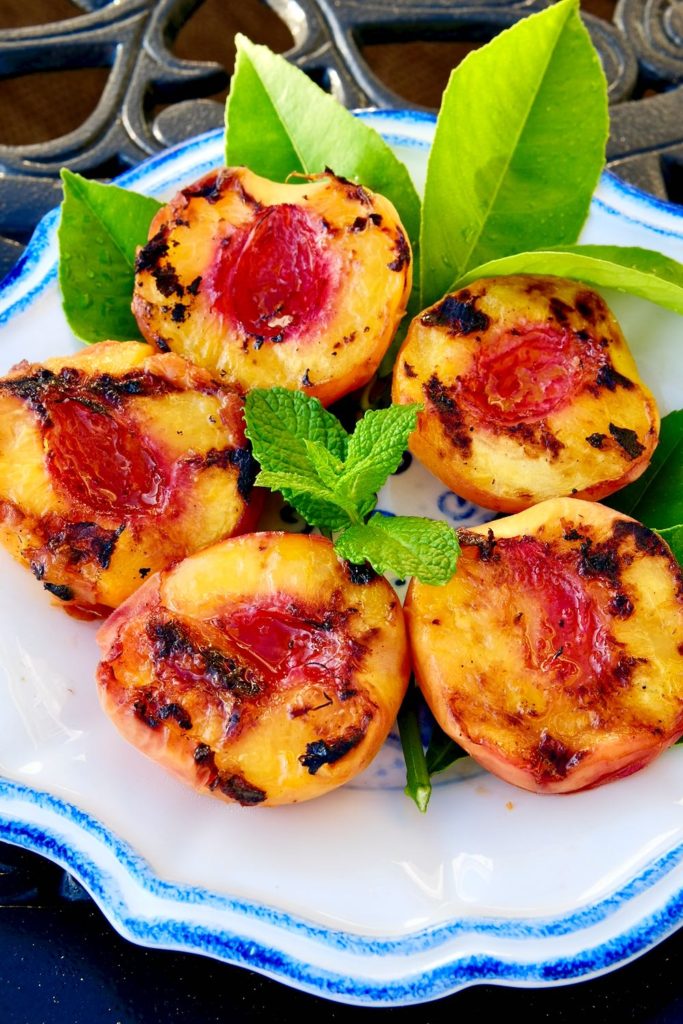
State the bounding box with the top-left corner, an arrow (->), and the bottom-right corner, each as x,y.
58,169 -> 162,343
225,35 -> 421,252
455,245 -> 683,314
420,0 -> 608,307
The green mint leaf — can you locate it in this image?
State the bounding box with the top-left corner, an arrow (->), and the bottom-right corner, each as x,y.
58,169 -> 162,343
335,516 -> 460,585
337,404 -> 421,506
658,525 -> 683,566
279,491 -> 353,533
456,245 -> 683,314
420,0 -> 608,307
244,388 -> 349,477
225,35 -> 421,262
425,727 -> 468,776
303,440 -> 345,490
397,685 -> 431,813
606,410 -> 683,529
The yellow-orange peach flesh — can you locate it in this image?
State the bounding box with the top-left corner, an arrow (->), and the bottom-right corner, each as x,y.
405,498 -> 683,794
392,276 -> 659,512
133,167 -> 412,405
0,341 -> 261,615
96,532 -> 410,806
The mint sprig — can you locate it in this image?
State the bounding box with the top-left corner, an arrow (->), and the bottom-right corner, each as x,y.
244,388 -> 460,585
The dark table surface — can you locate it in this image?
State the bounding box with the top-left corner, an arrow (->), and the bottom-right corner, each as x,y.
2,2 -> 683,1020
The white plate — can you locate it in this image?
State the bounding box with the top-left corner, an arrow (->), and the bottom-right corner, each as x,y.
1,111 -> 683,1008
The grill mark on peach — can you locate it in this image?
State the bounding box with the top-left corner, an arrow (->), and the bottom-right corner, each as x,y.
147,619 -> 262,697
421,294 -> 490,334
212,771 -> 266,805
531,730 -> 586,782
609,422 -> 645,460
299,722 -> 369,774
31,520 -> 124,572
185,446 -> 258,499
388,227 -> 410,272
424,375 -> 472,455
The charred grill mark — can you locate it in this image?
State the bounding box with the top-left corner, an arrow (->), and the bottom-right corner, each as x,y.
425,375 -> 472,455
133,692 -> 191,730
350,216 -> 367,232
388,228 -> 410,272
507,421 -> 564,459
327,170 -> 372,207
135,228 -> 169,273
301,369 -> 313,388
403,361 -> 417,378
1,366 -> 180,421
212,772 -> 266,805
614,654 -> 648,684
575,292 -> 601,321
421,295 -> 490,335
46,521 -> 124,570
147,619 -> 262,697
171,303 -> 188,323
299,727 -> 367,775
228,447 -> 259,499
344,560 -> 378,585
609,592 -> 635,618
152,262 -> 185,299
549,297 -> 574,323
185,446 -> 258,500
586,432 -> 607,449
609,423 -> 645,460
578,538 -> 620,582
612,519 -> 669,557
43,582 -> 74,601
596,364 -> 635,392
532,730 -> 585,781
187,275 -> 202,296
458,527 -> 497,561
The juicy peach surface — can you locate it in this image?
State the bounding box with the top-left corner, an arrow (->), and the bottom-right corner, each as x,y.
0,341 -> 261,615
96,532 -> 410,806
405,498 -> 683,794
392,275 -> 659,512
133,166 -> 412,405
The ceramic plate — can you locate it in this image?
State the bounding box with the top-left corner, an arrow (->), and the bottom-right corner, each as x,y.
1,111 -> 683,1007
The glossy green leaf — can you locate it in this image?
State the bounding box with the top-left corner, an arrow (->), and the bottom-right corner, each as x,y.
225,35 -> 421,253
58,169 -> 162,343
456,245 -> 683,314
420,0 -> 608,306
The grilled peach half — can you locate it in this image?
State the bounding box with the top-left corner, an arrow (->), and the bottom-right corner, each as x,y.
132,166 -> 412,405
0,341 -> 261,616
96,532 -> 410,806
392,275 -> 659,512
406,498 -> 683,794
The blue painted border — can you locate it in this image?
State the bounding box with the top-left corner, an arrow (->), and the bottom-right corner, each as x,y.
1,794 -> 683,1006
1,776 -> 683,960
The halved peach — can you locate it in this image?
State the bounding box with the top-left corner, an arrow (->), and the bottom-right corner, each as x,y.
405,498 -> 683,794
96,532 -> 410,806
132,167 -> 412,405
0,341 -> 262,615
392,276 -> 659,512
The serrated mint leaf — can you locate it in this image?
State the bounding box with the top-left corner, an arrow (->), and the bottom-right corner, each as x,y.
606,410 -> 683,528
244,388 -> 349,479
338,404 -> 421,505
335,516 -> 460,585
456,246 -> 683,314
225,35 -> 421,256
58,169 -> 162,343
420,0 -> 608,306
303,440 -> 345,490
279,490 -> 352,532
